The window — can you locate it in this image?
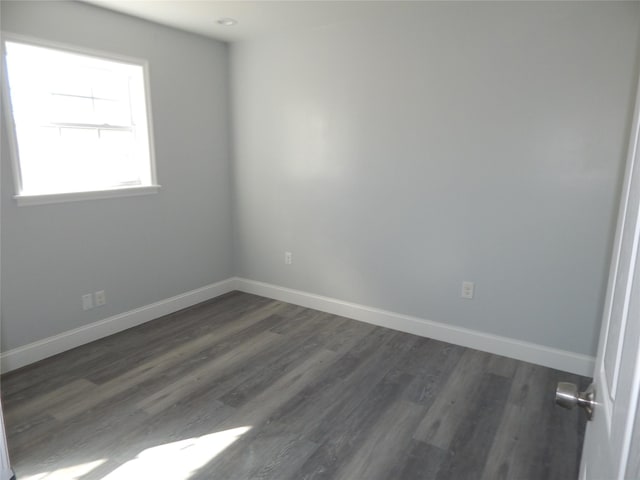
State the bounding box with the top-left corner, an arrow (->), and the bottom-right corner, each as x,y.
2,37 -> 159,205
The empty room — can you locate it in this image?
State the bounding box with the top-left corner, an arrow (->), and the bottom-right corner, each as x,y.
1,1 -> 640,479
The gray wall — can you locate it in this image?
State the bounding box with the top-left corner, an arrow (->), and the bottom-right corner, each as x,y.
2,1 -> 639,359
231,2 -> 640,355
1,1 -> 233,350
631,393 -> 640,479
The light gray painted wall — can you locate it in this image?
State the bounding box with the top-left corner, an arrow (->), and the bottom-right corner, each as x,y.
630,394 -> 640,479
2,1 -> 639,360
0,1 -> 233,350
231,2 -> 640,356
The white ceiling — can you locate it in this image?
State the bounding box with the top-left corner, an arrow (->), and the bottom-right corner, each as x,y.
84,1 -> 405,43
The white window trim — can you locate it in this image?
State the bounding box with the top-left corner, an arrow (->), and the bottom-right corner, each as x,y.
1,32 -> 161,207
15,185 -> 162,207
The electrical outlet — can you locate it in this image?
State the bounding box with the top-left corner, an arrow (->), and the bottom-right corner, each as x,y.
285,251 -> 292,265
95,290 -> 106,307
82,293 -> 93,311
461,281 -> 475,299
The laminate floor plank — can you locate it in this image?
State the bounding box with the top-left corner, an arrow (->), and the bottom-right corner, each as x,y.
480,362 -> 552,480
247,436 -> 319,480
0,343 -> 114,409
10,401 -> 150,477
433,373 -> 512,480
319,315 -> 377,352
197,431 -> 317,480
480,364 -> 586,480
137,308 -> 335,415
50,300 -> 286,421
292,368 -> 416,480
388,439 -> 448,479
137,329 -> 284,415
85,295 -> 282,384
2,413 -> 56,456
192,349 -> 340,480
487,353 -> 520,378
167,313 -> 340,412
197,333 -> 418,480
332,400 -> 425,480
0,291 -> 256,399
1,292 -> 588,480
267,306 -> 330,334
90,394 -> 237,480
209,346 -> 338,434
4,378 -> 97,426
265,329 -> 420,440
413,348 -> 496,448
399,338 -> 465,406
297,332 -> 421,441
218,313 -> 365,409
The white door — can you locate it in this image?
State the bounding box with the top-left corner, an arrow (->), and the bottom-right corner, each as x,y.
578,73 -> 640,480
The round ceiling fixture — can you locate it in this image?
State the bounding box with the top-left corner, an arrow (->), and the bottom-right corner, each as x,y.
217,17 -> 238,27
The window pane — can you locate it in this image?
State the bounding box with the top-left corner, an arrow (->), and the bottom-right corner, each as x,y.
49,95 -> 95,124
94,99 -> 131,126
4,40 -> 155,197
99,130 -> 141,185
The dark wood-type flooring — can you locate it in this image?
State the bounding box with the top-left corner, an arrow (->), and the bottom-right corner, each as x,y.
1,291 -> 588,479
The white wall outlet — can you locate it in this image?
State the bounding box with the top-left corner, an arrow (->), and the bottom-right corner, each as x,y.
82,293 -> 93,311
285,251 -> 292,265
95,290 -> 106,306
461,281 -> 475,299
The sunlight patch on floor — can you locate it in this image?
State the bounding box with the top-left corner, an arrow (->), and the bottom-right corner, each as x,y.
101,426 -> 252,480
22,459 -> 107,480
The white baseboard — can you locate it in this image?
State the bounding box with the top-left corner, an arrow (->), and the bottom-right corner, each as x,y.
234,278 -> 595,376
0,278 -> 237,373
1,276 -> 594,376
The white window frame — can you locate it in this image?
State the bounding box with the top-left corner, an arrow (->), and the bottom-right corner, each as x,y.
1,33 -> 161,206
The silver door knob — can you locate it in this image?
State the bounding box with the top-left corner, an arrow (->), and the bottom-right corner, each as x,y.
555,382 -> 596,420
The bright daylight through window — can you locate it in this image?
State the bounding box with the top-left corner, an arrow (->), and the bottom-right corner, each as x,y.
3,39 -> 158,204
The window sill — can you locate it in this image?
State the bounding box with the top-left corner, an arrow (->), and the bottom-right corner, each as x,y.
15,185 -> 162,206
